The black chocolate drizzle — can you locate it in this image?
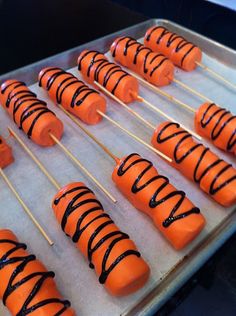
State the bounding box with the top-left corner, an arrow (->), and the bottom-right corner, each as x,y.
0,238 -> 71,315
78,50 -> 130,95
156,122 -> 236,194
117,153 -> 200,227
1,81 -> 25,95
200,103 -> 236,152
54,184 -> 140,284
39,67 -> 99,107
111,37 -> 169,77
0,81 -> 54,138
145,26 -> 196,67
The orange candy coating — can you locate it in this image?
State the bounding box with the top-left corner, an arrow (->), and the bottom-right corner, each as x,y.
77,50 -> 139,103
0,80 -> 63,147
0,229 -> 75,316
112,153 -> 205,250
195,102 -> 236,155
110,37 -> 174,86
38,67 -> 106,125
52,182 -> 150,296
152,121 -> 236,206
0,136 -> 14,169
144,26 -> 202,71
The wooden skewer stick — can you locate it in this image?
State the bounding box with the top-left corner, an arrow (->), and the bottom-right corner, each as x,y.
127,69 -> 195,113
9,128 -> 61,190
58,105 -> 118,162
94,81 -> 155,130
0,167 -> 54,246
9,127 -> 116,205
172,78 -> 214,103
97,110 -> 172,163
138,97 -> 202,141
95,77 -> 201,139
49,133 -> 117,203
196,61 -> 236,91
92,65 -> 201,140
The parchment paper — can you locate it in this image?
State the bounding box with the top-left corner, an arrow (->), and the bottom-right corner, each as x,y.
0,36 -> 235,316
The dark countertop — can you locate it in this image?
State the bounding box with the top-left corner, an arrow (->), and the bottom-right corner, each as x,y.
161,233 -> 236,316
0,0 -> 235,315
0,0 -> 146,74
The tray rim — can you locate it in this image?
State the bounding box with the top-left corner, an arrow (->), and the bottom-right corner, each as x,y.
2,17 -> 236,84
155,19 -> 236,65
124,209 -> 236,316
0,18 -> 235,316
124,18 -> 236,315
0,19 -> 154,84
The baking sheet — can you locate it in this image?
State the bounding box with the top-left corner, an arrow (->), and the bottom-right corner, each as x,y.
0,19 -> 235,316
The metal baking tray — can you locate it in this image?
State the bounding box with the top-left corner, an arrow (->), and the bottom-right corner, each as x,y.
0,19 -> 235,316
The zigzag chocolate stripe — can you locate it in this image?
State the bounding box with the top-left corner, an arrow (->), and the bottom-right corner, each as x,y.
145,26 -> 196,67
198,103 -> 236,153
156,122 -> 236,195
53,184 -> 140,284
1,81 -> 54,138
78,50 -> 130,95
111,37 -> 170,77
39,67 -> 99,107
0,238 -> 71,315
116,153 -> 200,227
